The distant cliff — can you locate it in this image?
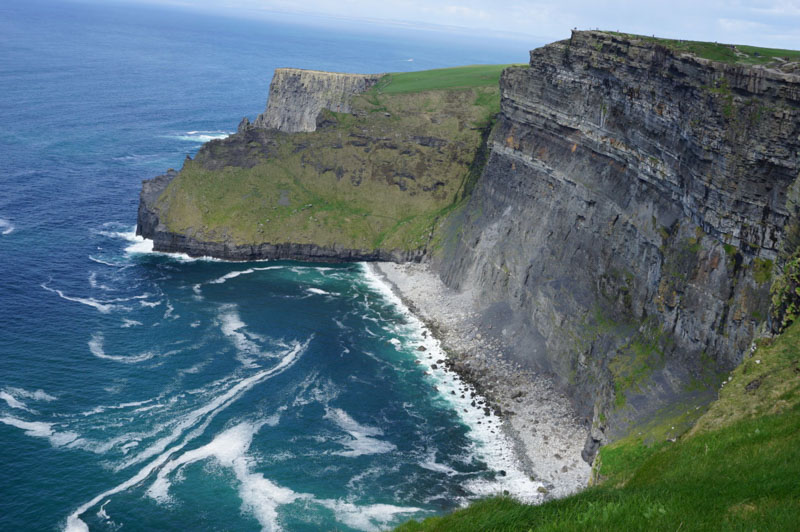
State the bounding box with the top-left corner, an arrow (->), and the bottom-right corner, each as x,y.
253,68 -> 383,133
137,65 -> 504,261
434,31 -> 800,459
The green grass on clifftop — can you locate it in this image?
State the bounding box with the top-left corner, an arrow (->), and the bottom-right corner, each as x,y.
396,321 -> 800,531
373,64 -> 512,94
606,31 -> 800,66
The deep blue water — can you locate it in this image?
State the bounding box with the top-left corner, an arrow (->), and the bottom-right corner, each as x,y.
0,1 -> 535,530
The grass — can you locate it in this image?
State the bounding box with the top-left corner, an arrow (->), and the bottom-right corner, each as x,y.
395,321 -> 800,531
372,65 -> 513,94
605,31 -> 800,66
156,66 -> 505,252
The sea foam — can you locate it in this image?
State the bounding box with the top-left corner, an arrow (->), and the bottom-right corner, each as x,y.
359,263 -> 543,502
0,218 -> 15,235
64,340 -> 308,532
325,407 -> 396,458
171,131 -> 232,143
88,333 -> 157,364
0,416 -> 78,447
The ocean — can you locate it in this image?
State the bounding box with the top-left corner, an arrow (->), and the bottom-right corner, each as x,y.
0,1 -> 534,529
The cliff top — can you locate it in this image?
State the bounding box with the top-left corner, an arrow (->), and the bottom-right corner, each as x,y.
581,30 -> 800,71
372,64 -> 515,94
272,67 -> 383,78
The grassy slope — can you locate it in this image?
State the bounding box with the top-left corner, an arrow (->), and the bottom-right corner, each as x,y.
606,31 -> 800,66
396,321 -> 800,531
156,65 -> 506,251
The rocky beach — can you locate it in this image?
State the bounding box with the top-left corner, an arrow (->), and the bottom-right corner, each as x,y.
370,262 -> 591,498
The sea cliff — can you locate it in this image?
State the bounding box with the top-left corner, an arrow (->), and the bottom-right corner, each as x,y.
137,65 -> 504,261
433,30 -> 800,458
137,32 -> 800,463
253,68 -> 383,133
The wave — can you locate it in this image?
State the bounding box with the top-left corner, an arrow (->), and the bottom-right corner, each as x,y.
218,305 -> 285,367
78,399 -> 155,417
64,340 -> 308,532
325,407 -> 396,458
359,263 -> 543,502
0,391 -> 34,413
207,266 -> 283,285
170,131 -> 232,143
147,416 -> 419,531
317,499 -> 422,531
5,387 -> 56,402
121,319 -> 142,328
0,218 -> 14,235
307,287 -> 339,296
88,256 -> 127,268
41,283 -> 116,314
163,301 -> 177,320
219,307 -> 260,367
88,333 -> 157,364
418,449 -> 458,476
0,416 -> 78,447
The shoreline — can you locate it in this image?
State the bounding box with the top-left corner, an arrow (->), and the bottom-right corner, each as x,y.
368,261 -> 590,500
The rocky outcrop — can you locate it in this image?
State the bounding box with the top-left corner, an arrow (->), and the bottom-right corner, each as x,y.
136,68 -> 494,262
435,31 -> 800,459
253,68 -> 382,133
136,167 -> 424,262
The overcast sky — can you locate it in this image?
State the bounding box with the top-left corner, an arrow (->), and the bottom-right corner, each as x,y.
117,0 -> 800,49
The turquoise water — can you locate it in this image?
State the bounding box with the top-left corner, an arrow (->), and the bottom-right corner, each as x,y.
0,1 -> 534,529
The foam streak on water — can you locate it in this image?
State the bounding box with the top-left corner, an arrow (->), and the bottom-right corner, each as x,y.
64,341 -> 308,531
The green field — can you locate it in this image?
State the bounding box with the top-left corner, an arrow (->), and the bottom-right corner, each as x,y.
607,31 -> 800,65
396,321 -> 800,531
372,64 -> 514,94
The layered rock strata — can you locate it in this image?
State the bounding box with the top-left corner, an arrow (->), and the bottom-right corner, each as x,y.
253,68 -> 382,133
435,31 -> 800,459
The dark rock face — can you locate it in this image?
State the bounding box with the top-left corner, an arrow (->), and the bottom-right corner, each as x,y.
435,31 -> 800,459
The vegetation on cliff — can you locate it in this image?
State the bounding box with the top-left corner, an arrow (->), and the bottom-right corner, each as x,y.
153,65 -> 509,253
396,320 -> 800,531
607,31 -> 800,68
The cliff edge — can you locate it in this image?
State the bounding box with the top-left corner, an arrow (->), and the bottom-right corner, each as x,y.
434,31 -> 800,459
137,65 -> 506,261
253,68 -> 383,133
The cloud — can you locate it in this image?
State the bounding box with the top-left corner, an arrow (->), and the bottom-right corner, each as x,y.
116,0 -> 800,49
717,17 -> 770,32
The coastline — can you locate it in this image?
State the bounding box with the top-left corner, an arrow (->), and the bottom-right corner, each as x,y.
368,261 -> 590,500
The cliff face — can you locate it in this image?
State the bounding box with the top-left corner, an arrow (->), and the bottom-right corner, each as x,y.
253,68 -> 382,133
435,31 -> 800,458
137,66 -> 501,261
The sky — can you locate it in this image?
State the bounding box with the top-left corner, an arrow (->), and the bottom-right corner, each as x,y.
100,0 -> 800,49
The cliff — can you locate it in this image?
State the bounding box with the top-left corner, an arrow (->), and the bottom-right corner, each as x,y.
253,68 -> 383,133
434,31 -> 800,459
137,65 -> 506,261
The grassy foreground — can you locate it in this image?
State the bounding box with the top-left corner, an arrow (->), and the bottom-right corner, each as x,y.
157,65 -> 505,251
396,321 -> 800,531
